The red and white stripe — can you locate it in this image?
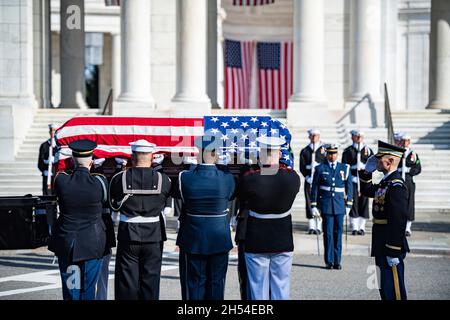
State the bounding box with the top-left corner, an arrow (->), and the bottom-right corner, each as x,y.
55,116 -> 204,167
257,42 -> 293,110
224,41 -> 255,109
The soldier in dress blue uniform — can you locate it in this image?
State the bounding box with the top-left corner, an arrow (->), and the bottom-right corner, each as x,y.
398,134 -> 421,236
37,124 -> 58,195
359,141 -> 409,300
311,144 -> 353,269
173,135 -> 236,300
342,130 -> 374,235
48,139 -> 109,300
299,129 -> 327,234
237,136 -> 300,300
109,140 -> 172,300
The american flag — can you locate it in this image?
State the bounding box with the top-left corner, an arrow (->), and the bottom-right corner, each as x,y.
204,115 -> 293,167
224,40 -> 255,109
233,0 -> 275,5
257,42 -> 293,110
54,115 -> 293,169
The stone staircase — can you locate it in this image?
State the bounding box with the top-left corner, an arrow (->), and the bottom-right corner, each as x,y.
0,108 -> 99,196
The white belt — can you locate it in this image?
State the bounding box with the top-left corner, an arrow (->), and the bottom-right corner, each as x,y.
352,176 -> 359,184
120,214 -> 160,223
319,186 -> 345,192
249,210 -> 291,219
306,165 -> 312,169
187,213 -> 228,218
351,165 -> 358,169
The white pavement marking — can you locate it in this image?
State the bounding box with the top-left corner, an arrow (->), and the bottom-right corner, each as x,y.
0,255 -> 179,298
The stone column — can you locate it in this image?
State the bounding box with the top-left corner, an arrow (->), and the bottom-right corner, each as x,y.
111,34 -> 121,100
382,0 -> 398,109
172,0 -> 211,114
0,0 -> 37,161
287,0 -> 326,126
207,0 -> 218,108
348,0 -> 382,101
116,0 -> 154,111
60,0 -> 87,108
428,0 -> 450,109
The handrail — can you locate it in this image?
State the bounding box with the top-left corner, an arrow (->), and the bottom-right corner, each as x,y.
101,88 -> 113,115
336,93 -> 377,128
384,83 -> 395,144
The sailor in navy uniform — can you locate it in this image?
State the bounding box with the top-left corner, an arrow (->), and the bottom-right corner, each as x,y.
311,144 -> 353,269
341,130 -> 374,235
238,136 -> 300,300
299,129 -> 326,234
172,136 -> 235,300
109,139 -> 172,300
37,124 -> 58,195
398,134 -> 421,236
48,139 -> 109,300
359,141 -> 409,300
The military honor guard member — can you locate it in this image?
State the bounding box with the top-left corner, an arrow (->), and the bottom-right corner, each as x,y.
299,129 -> 326,234
311,144 -> 353,269
48,139 -> 109,300
359,141 -> 409,300
173,136 -> 236,300
38,124 -> 58,195
237,136 -> 300,300
342,130 -> 374,235
109,139 -> 172,300
398,134 -> 422,236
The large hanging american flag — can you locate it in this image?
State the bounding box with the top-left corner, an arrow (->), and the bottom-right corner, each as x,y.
257,42 -> 293,110
224,40 -> 255,109
233,0 -> 275,5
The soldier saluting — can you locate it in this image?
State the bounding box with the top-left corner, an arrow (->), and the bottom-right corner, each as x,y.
359,141 -> 409,300
342,130 -> 374,235
299,129 -> 326,235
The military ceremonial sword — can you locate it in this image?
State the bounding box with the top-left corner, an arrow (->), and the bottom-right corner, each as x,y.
314,216 -> 320,256
47,129 -> 56,193
392,265 -> 401,300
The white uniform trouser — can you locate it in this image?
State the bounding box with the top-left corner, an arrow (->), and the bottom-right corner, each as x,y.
96,253 -> 111,300
308,218 -> 322,232
245,252 -> 293,300
406,221 -> 412,233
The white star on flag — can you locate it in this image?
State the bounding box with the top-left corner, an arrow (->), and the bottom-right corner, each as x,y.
210,128 -> 219,134
241,122 -> 249,128
250,117 -> 259,123
211,117 -> 219,122
231,117 -> 239,123
250,128 -> 258,134
221,134 -> 229,141
220,122 -> 229,128
270,128 -> 278,134
283,155 -> 290,160
230,128 -> 239,134
261,122 -> 268,127
249,141 -> 257,147
240,134 -> 248,141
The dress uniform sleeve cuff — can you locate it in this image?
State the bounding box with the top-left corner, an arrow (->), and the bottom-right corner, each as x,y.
311,202 -> 317,207
386,244 -> 401,251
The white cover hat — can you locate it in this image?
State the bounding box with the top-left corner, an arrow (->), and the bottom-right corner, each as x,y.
129,139 -> 156,153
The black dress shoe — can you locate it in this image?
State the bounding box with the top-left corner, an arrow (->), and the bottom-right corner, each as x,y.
333,264 -> 342,270
316,229 -> 322,235
358,230 -> 365,236
352,230 -> 358,236
325,264 -> 333,269
405,231 -> 411,237
308,229 -> 314,235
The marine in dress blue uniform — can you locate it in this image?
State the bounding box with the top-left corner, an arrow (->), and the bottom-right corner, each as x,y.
173,136 -> 235,300
109,140 -> 172,300
48,139 -> 108,300
311,144 -> 353,269
237,136 -> 300,300
359,141 -> 409,300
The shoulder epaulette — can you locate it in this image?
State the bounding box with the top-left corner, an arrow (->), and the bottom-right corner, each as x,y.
390,179 -> 405,187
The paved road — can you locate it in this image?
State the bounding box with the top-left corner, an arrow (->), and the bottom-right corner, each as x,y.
1,245 -> 449,300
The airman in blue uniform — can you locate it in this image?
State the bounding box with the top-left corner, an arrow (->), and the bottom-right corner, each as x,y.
174,136 -> 236,300
311,144 -> 353,269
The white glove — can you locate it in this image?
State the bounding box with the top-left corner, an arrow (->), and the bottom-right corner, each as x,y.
163,207 -> 171,216
364,155 -> 378,173
345,207 -> 351,216
386,256 -> 400,267
306,176 -> 312,184
312,207 -> 320,218
357,162 -> 366,170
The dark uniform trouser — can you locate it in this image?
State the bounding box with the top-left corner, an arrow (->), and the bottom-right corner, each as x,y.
237,242 -> 249,300
42,176 -> 54,195
350,182 -> 370,219
375,255 -> 407,300
322,213 -> 344,265
179,249 -> 229,300
115,241 -> 163,300
405,176 -> 415,221
174,198 -> 183,217
304,183 -> 313,219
